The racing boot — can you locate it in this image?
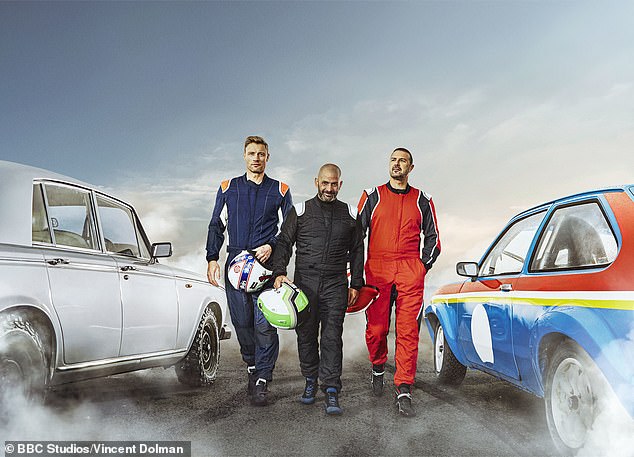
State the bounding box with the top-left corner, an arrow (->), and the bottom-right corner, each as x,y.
300,377 -> 318,405
324,387 -> 343,415
395,384 -> 416,417
371,364 -> 385,397
247,366 -> 257,397
251,378 -> 269,406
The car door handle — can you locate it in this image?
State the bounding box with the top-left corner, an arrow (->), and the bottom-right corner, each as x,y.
120,265 -> 137,272
500,284 -> 513,292
47,258 -> 70,266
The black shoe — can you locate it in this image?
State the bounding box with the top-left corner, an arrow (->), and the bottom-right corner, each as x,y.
371,364 -> 385,397
301,377 -> 318,405
324,387 -> 343,415
251,378 -> 269,406
247,366 -> 257,396
395,384 -> 416,417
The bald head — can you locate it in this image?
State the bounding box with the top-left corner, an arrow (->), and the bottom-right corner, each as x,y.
315,163 -> 342,202
318,163 -> 341,180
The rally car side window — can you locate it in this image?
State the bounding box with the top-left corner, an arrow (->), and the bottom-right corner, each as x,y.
530,201 -> 617,272
479,211 -> 545,276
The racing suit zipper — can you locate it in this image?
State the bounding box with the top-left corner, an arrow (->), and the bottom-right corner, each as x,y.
247,183 -> 260,249
395,194 -> 403,253
321,203 -> 334,267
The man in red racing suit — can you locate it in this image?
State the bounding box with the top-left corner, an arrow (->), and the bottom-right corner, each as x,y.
357,147 -> 440,417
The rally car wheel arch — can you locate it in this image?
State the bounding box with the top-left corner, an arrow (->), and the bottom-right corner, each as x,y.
544,340 -> 604,456
175,307 -> 220,387
0,312 -> 48,407
433,320 -> 467,386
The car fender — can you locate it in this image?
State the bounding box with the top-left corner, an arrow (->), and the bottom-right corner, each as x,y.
173,275 -> 228,350
0,298 -> 63,376
531,306 -> 632,400
425,300 -> 469,367
0,249 -> 64,371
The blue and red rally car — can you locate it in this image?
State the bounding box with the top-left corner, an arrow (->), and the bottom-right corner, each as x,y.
424,185 -> 634,455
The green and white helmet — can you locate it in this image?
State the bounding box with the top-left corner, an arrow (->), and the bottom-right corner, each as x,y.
257,282 -> 309,329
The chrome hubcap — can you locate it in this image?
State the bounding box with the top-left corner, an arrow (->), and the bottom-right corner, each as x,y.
551,357 -> 594,449
434,326 -> 445,373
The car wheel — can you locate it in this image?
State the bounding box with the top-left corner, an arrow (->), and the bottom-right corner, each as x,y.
175,307 -> 220,387
545,340 -> 604,455
433,320 -> 466,386
0,313 -> 48,404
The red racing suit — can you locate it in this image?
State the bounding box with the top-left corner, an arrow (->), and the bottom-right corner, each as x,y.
357,182 -> 440,386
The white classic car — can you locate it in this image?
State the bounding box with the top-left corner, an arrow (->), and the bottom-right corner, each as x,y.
0,160 -> 230,400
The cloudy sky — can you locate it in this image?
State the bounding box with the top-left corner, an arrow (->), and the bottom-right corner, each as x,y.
2,1 -> 633,292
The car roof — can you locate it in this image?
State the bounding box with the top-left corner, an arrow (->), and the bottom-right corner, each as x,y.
0,160 -> 104,247
514,185 -> 634,219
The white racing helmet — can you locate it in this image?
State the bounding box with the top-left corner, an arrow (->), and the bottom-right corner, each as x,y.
227,250 -> 273,293
257,282 -> 309,329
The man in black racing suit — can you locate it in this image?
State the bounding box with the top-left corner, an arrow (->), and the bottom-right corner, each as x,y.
270,163 -> 364,415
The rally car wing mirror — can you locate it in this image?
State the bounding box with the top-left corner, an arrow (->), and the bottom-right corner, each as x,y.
456,261 -> 479,279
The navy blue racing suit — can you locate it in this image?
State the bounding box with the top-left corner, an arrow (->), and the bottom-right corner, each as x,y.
206,173 -> 293,381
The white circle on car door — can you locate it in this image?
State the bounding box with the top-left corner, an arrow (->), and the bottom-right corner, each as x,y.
471,304 -> 494,364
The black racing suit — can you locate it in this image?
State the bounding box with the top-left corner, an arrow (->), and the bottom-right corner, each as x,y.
271,196 -> 364,392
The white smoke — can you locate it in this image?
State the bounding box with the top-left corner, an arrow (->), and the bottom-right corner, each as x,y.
579,325 -> 634,457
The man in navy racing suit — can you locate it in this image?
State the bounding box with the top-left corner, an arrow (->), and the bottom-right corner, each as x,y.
206,135 -> 293,406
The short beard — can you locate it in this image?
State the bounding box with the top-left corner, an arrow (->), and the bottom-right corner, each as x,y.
390,171 -> 407,181
318,191 -> 337,202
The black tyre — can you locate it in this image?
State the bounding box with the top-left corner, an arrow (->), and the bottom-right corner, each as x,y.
544,340 -> 605,456
175,308 -> 220,386
433,320 -> 466,386
0,313 -> 48,403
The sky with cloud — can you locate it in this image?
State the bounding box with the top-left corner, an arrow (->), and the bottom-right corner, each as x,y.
2,1 -> 633,293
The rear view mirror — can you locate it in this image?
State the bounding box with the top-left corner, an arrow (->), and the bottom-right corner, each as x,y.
151,242 -> 172,258
456,261 -> 478,278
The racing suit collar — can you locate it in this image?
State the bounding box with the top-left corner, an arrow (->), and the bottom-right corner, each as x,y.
386,181 -> 411,195
243,173 -> 268,186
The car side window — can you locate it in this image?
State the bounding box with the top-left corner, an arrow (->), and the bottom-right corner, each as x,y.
32,183 -> 52,244
479,211 -> 545,276
530,202 -> 617,271
44,184 -> 99,250
96,194 -> 149,259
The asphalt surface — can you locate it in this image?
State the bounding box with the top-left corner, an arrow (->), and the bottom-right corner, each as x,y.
3,317 -> 558,457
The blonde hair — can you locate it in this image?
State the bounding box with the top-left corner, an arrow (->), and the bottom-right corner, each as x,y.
244,136 -> 269,153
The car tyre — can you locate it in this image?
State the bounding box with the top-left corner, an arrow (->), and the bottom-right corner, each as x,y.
175,307 -> 220,386
545,340 -> 605,456
0,313 -> 48,405
433,320 -> 466,386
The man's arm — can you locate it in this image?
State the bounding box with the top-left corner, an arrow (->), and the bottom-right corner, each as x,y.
419,193 -> 441,270
205,183 -> 229,286
269,205 -> 298,281
266,183 -> 293,250
356,188 -> 375,239
348,205 -> 365,290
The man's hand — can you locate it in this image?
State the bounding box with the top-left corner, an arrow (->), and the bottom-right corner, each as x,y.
254,244 -> 273,263
274,275 -> 293,289
207,260 -> 221,287
347,288 -> 359,307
